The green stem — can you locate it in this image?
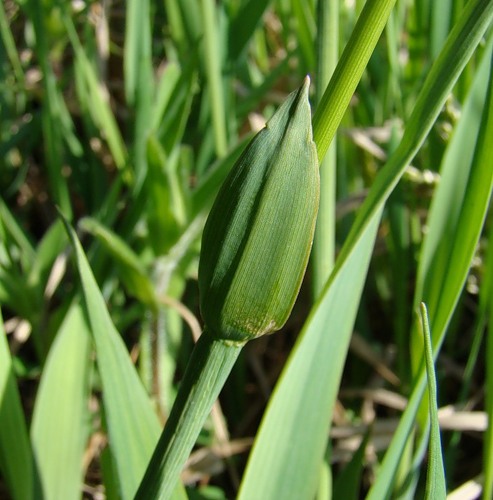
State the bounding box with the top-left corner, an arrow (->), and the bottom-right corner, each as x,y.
482,48 -> 493,500
312,0 -> 396,162
135,329 -> 243,499
312,0 -> 338,297
201,0 -> 228,157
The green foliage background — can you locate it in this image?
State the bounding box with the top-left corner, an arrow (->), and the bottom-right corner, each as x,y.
0,0 -> 492,498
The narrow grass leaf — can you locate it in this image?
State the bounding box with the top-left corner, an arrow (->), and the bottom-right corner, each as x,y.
62,10 -> 128,173
366,361 -> 428,500
146,138 -> 183,254
292,0 -> 316,72
312,0 -> 339,296
155,61 -> 196,156
150,61 -> 181,132
125,0 -> 154,186
62,218 -> 161,499
200,0 -> 228,157
0,308 -> 33,500
31,301 -> 91,500
0,1 -> 24,86
163,0 -> 202,56
333,432 -> 370,500
227,0 -> 270,60
62,219 -> 189,500
486,229 -> 493,500
476,47 -> 493,500
420,303 -> 447,499
412,36 -> 493,330
409,37 -> 493,445
124,0 -> 151,106
430,0 -> 452,58
0,197 -> 35,270
79,217 -> 157,307
23,1 -> 73,217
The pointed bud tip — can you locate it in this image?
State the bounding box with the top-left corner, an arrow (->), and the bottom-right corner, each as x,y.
302,75 -> 311,94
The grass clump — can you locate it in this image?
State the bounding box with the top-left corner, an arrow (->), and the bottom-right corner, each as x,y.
1,1 -> 492,499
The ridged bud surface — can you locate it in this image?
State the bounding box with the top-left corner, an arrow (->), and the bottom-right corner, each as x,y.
198,77 -> 319,342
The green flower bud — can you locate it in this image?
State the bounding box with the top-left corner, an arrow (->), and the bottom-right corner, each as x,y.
198,77 -> 319,342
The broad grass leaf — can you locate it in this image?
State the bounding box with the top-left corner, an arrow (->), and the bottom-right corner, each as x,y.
238,213 -> 381,499
31,301 -> 91,500
62,219 -> 187,499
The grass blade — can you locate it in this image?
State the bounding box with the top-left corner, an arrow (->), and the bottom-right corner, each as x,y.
200,0 -> 228,157
412,37 -> 493,332
23,1 -> 73,218
79,217 -> 157,307
312,0 -> 339,296
31,301 -> 91,500
0,308 -> 33,500
420,303 -> 446,499
125,0 -> 154,186
62,218 -> 161,499
62,10 -> 128,174
240,0 -> 493,497
367,24 -> 493,500
238,213 -> 381,499
486,240 -> 493,499
227,0 -> 270,60
333,432 -> 370,500
0,1 -> 24,95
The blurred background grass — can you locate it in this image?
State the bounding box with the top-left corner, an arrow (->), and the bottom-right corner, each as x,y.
0,0 -> 492,498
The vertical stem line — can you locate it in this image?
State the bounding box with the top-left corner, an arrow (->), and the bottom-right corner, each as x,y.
312,0 -> 397,161
201,0 -> 228,157
312,0 -> 338,297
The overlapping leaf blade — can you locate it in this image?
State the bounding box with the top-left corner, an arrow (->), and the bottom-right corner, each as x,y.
240,1 -> 493,497
62,220 -> 189,499
31,301 -> 91,500
368,27 -> 493,500
238,213 -> 381,499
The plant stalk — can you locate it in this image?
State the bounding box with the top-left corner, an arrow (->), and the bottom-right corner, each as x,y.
135,329 -> 243,499
312,0 -> 338,297
312,0 -> 396,161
